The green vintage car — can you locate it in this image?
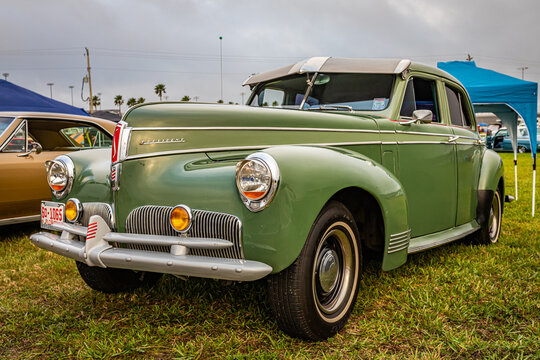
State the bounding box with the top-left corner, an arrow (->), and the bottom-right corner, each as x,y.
31,57 -> 508,340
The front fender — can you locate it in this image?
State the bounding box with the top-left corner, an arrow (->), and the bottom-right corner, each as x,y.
242,146 -> 409,273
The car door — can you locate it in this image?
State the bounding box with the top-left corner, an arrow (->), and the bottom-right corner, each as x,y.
444,83 -> 483,226
395,75 -> 457,238
0,119 -> 65,221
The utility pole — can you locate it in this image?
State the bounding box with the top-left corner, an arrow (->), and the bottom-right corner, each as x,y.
219,36 -> 223,102
85,47 -> 94,114
241,92 -> 245,105
69,85 -> 74,105
47,83 -> 54,99
518,66 -> 528,80
194,96 -> 199,102
2,73 -> 8,80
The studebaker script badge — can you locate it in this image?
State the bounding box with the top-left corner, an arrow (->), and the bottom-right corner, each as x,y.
140,138 -> 186,145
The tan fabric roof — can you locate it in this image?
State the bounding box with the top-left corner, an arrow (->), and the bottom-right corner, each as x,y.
243,57 -> 411,86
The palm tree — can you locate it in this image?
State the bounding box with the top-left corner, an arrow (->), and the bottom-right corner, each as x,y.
181,95 -> 190,102
137,97 -> 145,104
114,95 -> 124,114
126,97 -> 137,107
154,84 -> 166,101
92,95 -> 101,109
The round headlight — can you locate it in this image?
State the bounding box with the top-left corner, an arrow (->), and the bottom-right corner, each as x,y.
236,153 -> 279,212
65,198 -> 82,223
236,159 -> 272,200
45,156 -> 74,199
47,161 -> 68,191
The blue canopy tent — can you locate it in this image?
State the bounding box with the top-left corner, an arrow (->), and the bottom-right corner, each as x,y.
438,61 -> 538,216
0,79 -> 88,116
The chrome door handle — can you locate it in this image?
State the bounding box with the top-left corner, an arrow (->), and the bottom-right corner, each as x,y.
447,136 -> 459,142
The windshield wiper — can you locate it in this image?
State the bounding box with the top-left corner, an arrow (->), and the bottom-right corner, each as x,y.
307,105 -> 353,112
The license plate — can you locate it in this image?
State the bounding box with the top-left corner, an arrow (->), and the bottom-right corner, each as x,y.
41,201 -> 65,230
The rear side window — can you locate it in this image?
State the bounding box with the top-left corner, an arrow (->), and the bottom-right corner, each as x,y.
445,86 -> 472,128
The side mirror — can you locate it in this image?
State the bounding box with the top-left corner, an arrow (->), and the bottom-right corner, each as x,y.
412,109 -> 433,124
17,142 -> 43,157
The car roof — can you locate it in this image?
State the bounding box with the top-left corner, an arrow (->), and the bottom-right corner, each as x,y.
0,111 -> 116,135
243,57 -> 459,87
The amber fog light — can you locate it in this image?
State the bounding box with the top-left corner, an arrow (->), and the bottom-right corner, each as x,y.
65,198 -> 82,223
170,205 -> 192,233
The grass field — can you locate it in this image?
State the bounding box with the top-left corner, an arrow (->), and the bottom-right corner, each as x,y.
0,152 -> 538,359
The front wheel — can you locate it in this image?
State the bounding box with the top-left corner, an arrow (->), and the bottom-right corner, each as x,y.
76,262 -> 162,293
518,146 -> 527,153
268,201 -> 362,340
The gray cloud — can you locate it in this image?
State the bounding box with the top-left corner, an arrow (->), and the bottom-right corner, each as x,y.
1,0 -> 538,110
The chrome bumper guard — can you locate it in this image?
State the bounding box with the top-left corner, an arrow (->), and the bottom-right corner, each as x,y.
30,215 -> 272,281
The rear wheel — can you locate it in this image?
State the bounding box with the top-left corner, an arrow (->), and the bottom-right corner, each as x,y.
473,188 -> 502,245
76,262 -> 162,293
268,201 -> 362,340
518,146 -> 527,153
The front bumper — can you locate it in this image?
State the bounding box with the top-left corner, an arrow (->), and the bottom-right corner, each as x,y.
30,214 -> 272,281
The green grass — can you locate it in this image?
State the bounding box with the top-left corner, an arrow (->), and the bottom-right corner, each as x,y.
0,152 -> 538,359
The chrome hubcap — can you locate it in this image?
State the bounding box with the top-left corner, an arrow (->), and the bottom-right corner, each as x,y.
312,222 -> 359,323
318,249 -> 340,293
488,192 -> 501,242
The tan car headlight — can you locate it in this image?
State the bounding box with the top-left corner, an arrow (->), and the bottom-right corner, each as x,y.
236,153 -> 279,212
45,155 -> 75,199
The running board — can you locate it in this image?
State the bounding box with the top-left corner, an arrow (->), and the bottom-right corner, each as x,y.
407,221 -> 480,254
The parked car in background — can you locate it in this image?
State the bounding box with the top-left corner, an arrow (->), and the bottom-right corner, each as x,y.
486,125 -> 540,153
31,58 -> 508,340
0,112 -> 115,225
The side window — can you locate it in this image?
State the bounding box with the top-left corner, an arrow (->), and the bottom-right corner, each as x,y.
60,126 -> 112,148
399,77 -> 440,122
445,85 -> 472,128
2,122 -> 26,152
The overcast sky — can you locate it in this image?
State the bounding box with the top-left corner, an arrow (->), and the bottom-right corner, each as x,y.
1,0 -> 539,111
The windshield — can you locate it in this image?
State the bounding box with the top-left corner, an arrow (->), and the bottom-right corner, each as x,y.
0,117 -> 15,137
249,73 -> 395,111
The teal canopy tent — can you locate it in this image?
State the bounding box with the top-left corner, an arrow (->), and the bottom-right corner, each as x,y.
438,61 -> 538,216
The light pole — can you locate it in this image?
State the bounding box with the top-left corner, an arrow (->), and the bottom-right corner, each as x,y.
194,96 -> 199,102
47,83 -> 54,99
2,73 -> 8,80
69,85 -> 74,105
241,92 -> 245,105
219,36 -> 223,102
518,66 -> 528,80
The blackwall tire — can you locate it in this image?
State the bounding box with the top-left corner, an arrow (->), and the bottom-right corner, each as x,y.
76,262 -> 162,293
267,201 -> 362,340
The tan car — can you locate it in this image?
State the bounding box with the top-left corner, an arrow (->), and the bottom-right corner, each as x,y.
0,112 -> 116,225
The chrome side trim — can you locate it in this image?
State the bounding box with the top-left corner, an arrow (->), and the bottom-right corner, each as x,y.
0,214 -> 40,226
130,126 -> 394,134
387,229 -> 411,254
124,142 -> 384,161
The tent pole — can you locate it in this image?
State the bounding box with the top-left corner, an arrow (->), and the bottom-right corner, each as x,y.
533,154 -> 536,217
514,152 -> 518,200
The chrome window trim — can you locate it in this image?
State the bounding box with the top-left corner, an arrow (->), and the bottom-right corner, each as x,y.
0,116 -> 17,142
0,118 -> 26,152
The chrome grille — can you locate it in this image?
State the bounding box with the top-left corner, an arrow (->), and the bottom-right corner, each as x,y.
80,202 -> 114,229
124,205 -> 243,259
